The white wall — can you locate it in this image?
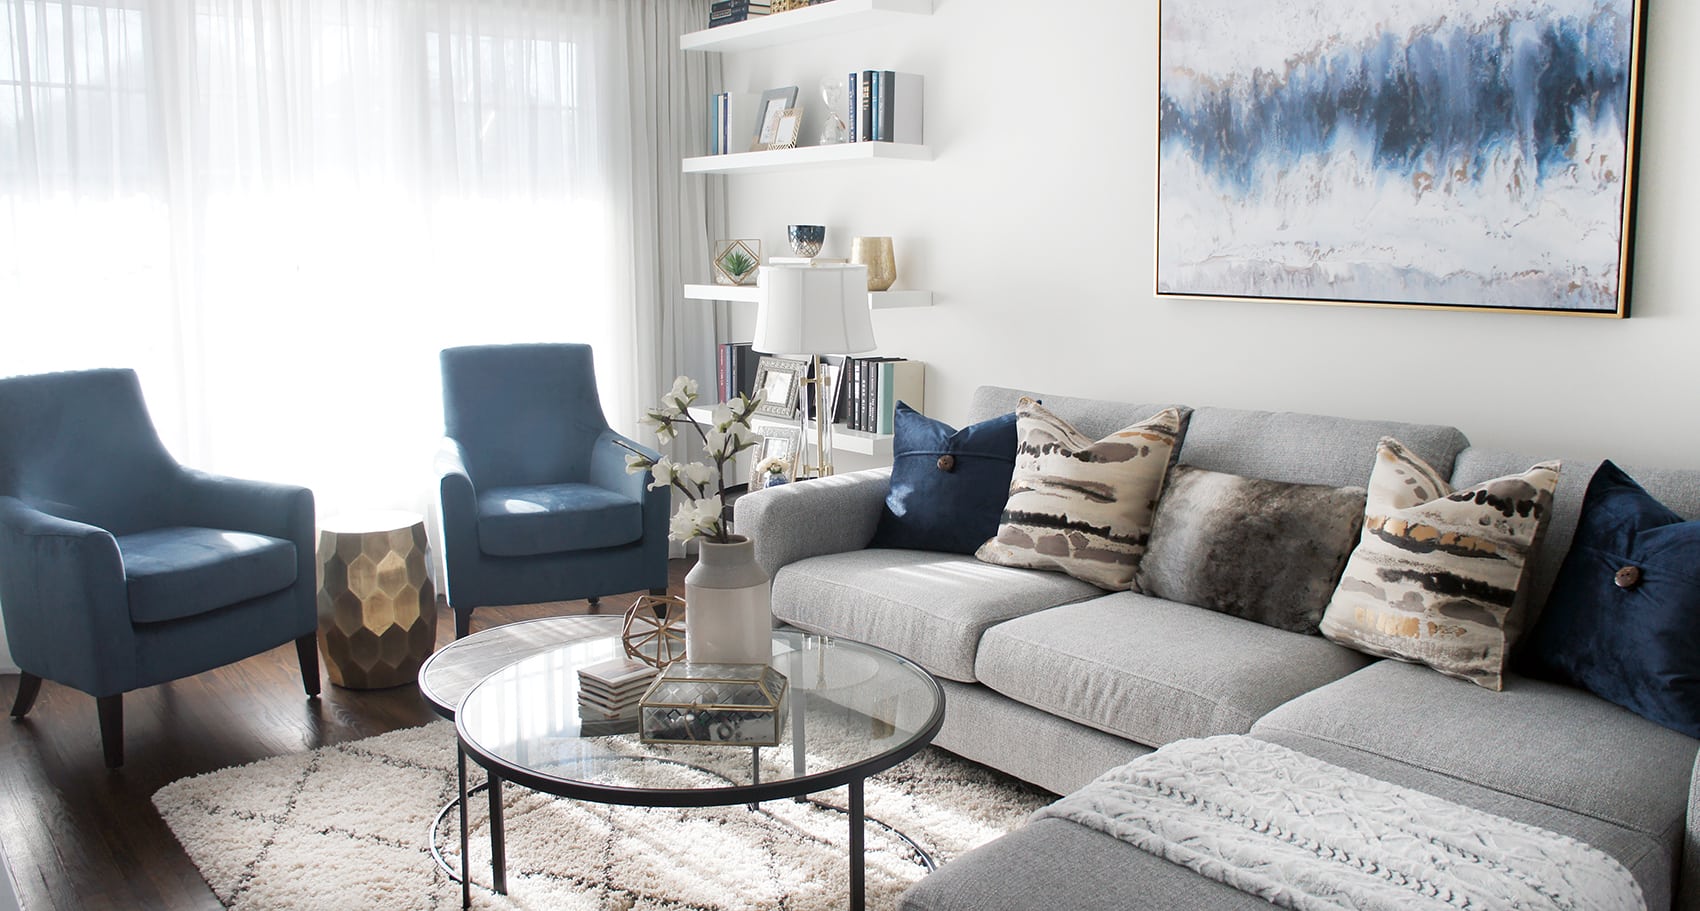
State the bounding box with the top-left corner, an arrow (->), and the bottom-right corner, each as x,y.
719,0 -> 1700,469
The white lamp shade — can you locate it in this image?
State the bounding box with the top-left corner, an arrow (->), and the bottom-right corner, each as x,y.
753,264 -> 876,356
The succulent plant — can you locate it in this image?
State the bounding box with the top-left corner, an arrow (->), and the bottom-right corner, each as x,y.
721,250 -> 756,277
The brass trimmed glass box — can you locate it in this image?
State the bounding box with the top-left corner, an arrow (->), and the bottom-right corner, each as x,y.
638,662 -> 789,746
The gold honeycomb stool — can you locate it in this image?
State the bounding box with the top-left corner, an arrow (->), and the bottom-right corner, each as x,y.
316,511 -> 437,689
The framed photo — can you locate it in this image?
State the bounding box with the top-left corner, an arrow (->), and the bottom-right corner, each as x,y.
751,85 -> 800,151
748,421 -> 802,490
752,355 -> 807,419
764,108 -> 803,151
1155,0 -> 1645,317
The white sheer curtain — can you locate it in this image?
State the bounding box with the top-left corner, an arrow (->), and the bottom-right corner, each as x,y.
1,0 -> 715,514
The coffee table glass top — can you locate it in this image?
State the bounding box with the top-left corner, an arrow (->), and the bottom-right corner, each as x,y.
418,614 -> 625,719
455,630 -> 945,803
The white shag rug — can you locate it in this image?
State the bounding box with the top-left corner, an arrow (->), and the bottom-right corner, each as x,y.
153,720 -> 1048,910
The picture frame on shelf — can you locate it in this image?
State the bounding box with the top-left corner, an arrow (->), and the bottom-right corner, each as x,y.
748,421 -> 802,490
752,355 -> 808,419
712,239 -> 761,286
751,86 -> 800,150
762,108 -> 804,151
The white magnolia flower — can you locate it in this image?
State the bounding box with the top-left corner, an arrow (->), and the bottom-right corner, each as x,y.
678,461 -> 716,492
648,457 -> 678,491
624,452 -> 653,475
639,410 -> 677,444
668,495 -> 723,542
661,376 -> 698,414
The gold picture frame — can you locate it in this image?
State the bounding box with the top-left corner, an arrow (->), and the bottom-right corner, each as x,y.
761,107 -> 804,151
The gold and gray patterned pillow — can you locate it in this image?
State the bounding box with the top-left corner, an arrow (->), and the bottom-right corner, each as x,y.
1319,437 -> 1560,690
974,399 -> 1188,591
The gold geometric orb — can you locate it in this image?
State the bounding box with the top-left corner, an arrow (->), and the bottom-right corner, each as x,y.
622,594 -> 686,669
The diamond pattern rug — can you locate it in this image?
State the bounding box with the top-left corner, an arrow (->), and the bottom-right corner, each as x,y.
153,720 -> 1048,910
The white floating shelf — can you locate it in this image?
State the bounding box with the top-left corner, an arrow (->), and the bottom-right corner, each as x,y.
684,142 -> 931,175
680,0 -> 932,53
684,285 -> 931,310
684,283 -> 761,303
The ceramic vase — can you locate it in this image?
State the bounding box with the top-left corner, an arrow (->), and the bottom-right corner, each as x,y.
684,535 -> 773,665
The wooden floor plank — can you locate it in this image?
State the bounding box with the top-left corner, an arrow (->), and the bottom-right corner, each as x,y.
0,561 -> 688,911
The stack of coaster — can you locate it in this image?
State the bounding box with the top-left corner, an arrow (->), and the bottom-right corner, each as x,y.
577,657 -> 658,724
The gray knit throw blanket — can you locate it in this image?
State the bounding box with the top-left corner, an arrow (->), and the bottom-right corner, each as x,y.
1035,736 -> 1644,911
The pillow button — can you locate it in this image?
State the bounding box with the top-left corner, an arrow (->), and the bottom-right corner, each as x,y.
1615,566 -> 1641,589
937,454 -> 956,472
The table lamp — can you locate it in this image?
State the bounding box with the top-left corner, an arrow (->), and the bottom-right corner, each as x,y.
753,263 -> 875,478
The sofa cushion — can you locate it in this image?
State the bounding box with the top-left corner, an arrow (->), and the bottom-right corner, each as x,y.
1320,438 -> 1560,690
1136,465 -> 1365,633
976,401 -> 1189,591
1518,461 -> 1700,739
476,483 -> 642,556
1451,447 -> 1700,637
771,549 -> 1100,682
974,593 -> 1373,746
119,526 -> 297,624
870,403 -> 1018,555
1250,659 -> 1699,882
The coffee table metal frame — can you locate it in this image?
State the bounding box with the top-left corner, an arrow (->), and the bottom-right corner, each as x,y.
453,631 -> 946,911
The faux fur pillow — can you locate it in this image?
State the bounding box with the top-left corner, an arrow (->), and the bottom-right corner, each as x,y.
1136,466 -> 1366,634
1320,437 -> 1560,691
975,399 -> 1189,591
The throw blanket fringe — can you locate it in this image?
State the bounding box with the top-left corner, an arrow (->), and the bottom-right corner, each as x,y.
1034,736 -> 1645,911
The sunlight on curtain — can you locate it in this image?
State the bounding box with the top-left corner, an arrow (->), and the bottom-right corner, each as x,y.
1,0 -> 643,514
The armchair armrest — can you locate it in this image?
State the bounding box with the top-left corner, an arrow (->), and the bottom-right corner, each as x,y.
1685,751 -> 1700,910
175,469 -> 314,545
734,467 -> 892,580
0,497 -> 132,694
589,429 -> 658,502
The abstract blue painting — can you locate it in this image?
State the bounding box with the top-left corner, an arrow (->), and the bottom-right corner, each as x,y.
1156,0 -> 1645,316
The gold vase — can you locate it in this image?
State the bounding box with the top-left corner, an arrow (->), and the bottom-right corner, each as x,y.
850,236 -> 896,291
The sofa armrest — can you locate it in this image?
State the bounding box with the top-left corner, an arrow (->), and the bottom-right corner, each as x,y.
734,467 -> 891,580
175,469 -> 315,545
1685,751 -> 1700,910
0,497 -> 133,694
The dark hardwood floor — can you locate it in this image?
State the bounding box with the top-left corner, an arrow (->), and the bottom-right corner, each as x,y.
0,560 -> 691,911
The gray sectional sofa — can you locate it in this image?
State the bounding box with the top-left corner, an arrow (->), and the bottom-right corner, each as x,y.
735,385 -> 1700,910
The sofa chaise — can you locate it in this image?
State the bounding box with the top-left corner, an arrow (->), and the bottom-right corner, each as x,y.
735,385 -> 1700,910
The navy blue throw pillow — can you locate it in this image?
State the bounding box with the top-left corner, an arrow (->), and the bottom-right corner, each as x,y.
870,403 -> 1018,555
1518,461 -> 1700,738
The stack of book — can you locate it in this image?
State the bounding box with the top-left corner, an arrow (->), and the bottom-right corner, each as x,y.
843,357 -> 924,434
847,70 -> 924,144
709,0 -> 771,28
716,341 -> 766,404
577,657 -> 658,727
710,92 -> 759,155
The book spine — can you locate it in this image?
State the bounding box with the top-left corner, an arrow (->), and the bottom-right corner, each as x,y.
847,72 -> 859,143
716,343 -> 729,402
851,360 -> 865,431
877,361 -> 894,434
878,70 -> 895,143
859,70 -> 874,143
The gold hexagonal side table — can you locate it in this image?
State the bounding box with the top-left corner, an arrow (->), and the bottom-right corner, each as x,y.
316,511 -> 437,689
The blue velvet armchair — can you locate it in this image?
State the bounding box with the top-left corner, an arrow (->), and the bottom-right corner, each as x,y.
0,369 -> 319,768
437,344 -> 669,639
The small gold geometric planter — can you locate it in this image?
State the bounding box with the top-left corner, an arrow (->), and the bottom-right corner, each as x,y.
623,594 -> 686,669
713,239 -> 761,286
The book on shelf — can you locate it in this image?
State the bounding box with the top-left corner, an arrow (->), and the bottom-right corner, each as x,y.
716,341 -> 766,404
712,92 -> 760,155
848,70 -> 924,145
842,357 -> 923,433
708,0 -> 771,26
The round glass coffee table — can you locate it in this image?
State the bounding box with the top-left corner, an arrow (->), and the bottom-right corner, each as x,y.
455,630 -> 946,911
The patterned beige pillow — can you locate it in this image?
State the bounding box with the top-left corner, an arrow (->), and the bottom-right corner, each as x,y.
1319,437 -> 1560,690
974,400 -> 1188,591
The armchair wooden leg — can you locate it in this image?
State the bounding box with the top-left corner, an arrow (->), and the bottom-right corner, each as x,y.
10,672 -> 42,718
649,586 -> 669,596
295,634 -> 322,697
587,596 -> 600,614
454,606 -> 473,640
97,694 -> 123,769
